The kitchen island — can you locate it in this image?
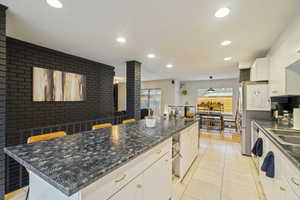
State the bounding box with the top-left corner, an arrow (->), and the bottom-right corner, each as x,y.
4,118 -> 199,200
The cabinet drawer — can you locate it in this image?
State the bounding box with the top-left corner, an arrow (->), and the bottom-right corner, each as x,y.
81,138 -> 172,200
284,162 -> 300,198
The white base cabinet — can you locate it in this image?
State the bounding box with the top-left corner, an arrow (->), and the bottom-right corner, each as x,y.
110,152 -> 172,200
174,122 -> 199,179
253,123 -> 300,200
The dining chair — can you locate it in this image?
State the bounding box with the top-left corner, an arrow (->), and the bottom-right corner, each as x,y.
92,123 -> 113,130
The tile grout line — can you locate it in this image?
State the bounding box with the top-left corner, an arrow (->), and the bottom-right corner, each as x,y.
219,140 -> 229,200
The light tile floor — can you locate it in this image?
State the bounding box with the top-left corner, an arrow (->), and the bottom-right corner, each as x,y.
175,133 -> 266,200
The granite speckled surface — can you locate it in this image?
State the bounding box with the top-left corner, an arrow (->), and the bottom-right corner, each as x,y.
254,120 -> 300,170
4,118 -> 198,196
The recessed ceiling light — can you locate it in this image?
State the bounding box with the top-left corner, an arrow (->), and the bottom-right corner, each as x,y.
116,37 -> 126,43
224,57 -> 232,61
221,40 -> 232,46
215,7 -> 230,18
46,0 -> 63,8
147,54 -> 156,58
166,64 -> 173,68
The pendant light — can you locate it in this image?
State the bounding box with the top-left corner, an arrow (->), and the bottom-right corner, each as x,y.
207,76 -> 216,93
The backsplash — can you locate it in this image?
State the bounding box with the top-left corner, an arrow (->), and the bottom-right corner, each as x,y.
271,96 -> 300,115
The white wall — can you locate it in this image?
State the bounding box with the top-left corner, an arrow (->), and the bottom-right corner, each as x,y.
179,79 -> 239,114
117,79 -> 180,114
267,12 -> 300,96
141,79 -> 180,114
117,83 -> 126,111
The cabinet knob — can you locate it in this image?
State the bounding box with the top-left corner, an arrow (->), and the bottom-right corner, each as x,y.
291,177 -> 300,186
137,184 -> 143,188
115,174 -> 126,183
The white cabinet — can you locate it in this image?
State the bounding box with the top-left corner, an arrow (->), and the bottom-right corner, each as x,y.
110,153 -> 172,200
269,59 -> 300,97
177,123 -> 199,178
109,175 -> 144,200
250,58 -> 269,81
144,153 -> 172,200
246,84 -> 270,111
254,123 -> 300,200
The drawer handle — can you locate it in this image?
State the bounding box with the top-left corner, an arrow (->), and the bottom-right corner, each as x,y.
291,177 -> 300,186
156,149 -> 162,154
137,184 -> 143,189
280,186 -> 286,191
115,174 -> 126,183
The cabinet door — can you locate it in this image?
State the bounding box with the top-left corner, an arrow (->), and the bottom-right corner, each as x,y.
144,153 -> 172,200
246,84 -> 270,111
109,175 -> 143,200
180,130 -> 191,176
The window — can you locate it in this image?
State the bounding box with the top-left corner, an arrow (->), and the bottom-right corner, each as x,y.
141,89 -> 162,116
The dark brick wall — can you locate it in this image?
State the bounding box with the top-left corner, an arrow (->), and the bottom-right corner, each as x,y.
0,5 -> 7,199
5,38 -> 115,193
126,61 -> 141,120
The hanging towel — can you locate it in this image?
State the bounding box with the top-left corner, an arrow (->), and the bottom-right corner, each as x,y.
251,138 -> 263,157
261,151 -> 275,178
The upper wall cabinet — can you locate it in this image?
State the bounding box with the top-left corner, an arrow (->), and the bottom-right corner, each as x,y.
269,59 -> 300,97
250,58 -> 269,82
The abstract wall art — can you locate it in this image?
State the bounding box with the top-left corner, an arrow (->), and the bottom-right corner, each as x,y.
33,67 -> 86,101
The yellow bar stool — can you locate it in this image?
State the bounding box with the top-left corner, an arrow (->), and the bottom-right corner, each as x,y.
122,119 -> 136,124
92,123 -> 113,130
27,131 -> 67,143
26,131 -> 67,200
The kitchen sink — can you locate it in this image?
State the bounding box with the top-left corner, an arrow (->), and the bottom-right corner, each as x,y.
283,145 -> 300,155
278,136 -> 300,145
269,129 -> 300,137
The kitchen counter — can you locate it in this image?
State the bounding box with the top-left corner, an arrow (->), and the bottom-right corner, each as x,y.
254,120 -> 300,170
4,118 -> 198,196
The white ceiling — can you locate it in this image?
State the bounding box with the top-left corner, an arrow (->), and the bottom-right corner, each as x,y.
1,0 -> 300,81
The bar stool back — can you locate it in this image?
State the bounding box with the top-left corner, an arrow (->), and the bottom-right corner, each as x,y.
122,119 -> 136,124
92,123 -> 112,130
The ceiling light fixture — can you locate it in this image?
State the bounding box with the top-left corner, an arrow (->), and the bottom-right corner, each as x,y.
116,37 -> 126,43
166,64 -> 173,68
147,54 -> 156,58
46,0 -> 63,8
215,7 -> 230,18
207,76 -> 216,93
224,57 -> 232,61
221,40 -> 232,46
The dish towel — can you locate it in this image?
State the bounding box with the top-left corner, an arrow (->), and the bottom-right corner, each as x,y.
251,138 -> 263,157
261,151 -> 275,178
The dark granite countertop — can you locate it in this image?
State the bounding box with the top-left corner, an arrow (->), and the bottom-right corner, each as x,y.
254,120 -> 300,170
4,118 -> 198,196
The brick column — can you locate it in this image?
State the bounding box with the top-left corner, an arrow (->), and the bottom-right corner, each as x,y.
0,4 -> 7,199
126,61 -> 141,120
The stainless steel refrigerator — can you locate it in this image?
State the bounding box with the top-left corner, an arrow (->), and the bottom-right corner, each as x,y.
238,82 -> 271,156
